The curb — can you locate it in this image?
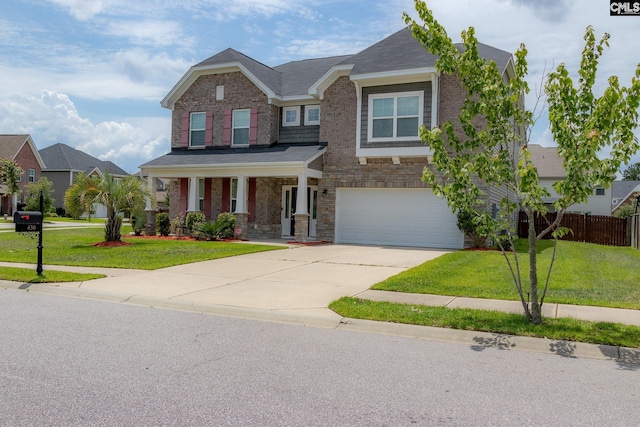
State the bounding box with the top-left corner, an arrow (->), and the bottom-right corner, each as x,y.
2,281 -> 638,366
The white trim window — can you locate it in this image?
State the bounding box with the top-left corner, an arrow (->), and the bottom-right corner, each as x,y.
304,105 -> 320,125
190,112 -> 206,147
28,169 -> 36,183
232,109 -> 250,146
230,178 -> 238,212
282,106 -> 300,127
368,91 -> 423,142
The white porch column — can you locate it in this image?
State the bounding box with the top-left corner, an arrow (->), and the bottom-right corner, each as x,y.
235,175 -> 247,213
296,174 -> 308,215
145,175 -> 154,209
187,176 -> 198,212
11,193 -> 18,214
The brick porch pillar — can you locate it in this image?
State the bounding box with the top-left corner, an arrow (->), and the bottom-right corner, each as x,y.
234,212 -> 249,239
294,213 -> 309,242
145,209 -> 157,236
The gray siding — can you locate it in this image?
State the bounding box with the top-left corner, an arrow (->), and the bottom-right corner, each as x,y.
41,171 -> 72,209
360,82 -> 432,149
278,125 -> 320,143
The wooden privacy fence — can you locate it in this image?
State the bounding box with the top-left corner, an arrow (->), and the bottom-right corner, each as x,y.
518,212 -> 629,246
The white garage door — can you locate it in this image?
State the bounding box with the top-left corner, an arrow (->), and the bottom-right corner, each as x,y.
335,188 -> 463,249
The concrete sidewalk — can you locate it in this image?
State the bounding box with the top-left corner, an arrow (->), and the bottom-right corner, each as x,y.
1,243 -> 639,364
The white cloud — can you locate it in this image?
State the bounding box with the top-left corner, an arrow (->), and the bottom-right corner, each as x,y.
105,20 -> 192,47
0,91 -> 169,173
48,0 -> 116,20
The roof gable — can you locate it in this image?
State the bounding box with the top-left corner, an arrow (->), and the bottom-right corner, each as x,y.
528,144 -> 565,178
0,134 -> 46,168
39,143 -> 128,175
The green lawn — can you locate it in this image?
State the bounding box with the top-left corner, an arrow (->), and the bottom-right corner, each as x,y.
329,297 -> 640,348
371,239 -> 640,310
0,226 -> 284,270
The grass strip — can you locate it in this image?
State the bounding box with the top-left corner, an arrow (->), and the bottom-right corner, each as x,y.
329,297 -> 640,348
0,266 -> 105,283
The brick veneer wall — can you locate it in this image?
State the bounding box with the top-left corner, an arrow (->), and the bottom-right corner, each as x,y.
14,143 -> 43,205
316,76 -> 434,242
172,72 -> 279,148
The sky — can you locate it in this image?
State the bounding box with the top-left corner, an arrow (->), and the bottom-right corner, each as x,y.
1,0 -> 639,175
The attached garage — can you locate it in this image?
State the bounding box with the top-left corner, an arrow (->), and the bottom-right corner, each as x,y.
335,188 -> 463,249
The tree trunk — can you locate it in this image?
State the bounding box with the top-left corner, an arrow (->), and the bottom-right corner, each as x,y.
105,206 -> 122,242
528,215 -> 542,324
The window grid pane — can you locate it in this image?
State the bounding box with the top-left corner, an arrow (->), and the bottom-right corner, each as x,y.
397,96 -> 419,116
372,118 -> 393,138
372,98 -> 394,118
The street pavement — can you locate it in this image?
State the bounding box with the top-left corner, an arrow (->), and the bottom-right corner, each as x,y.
1,241 -> 639,365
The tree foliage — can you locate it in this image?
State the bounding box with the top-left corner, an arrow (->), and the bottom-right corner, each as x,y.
0,157 -> 23,197
622,162 -> 640,180
64,172 -> 151,242
24,177 -> 55,213
404,0 -> 640,324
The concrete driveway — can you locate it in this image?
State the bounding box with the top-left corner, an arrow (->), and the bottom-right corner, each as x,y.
69,244 -> 451,317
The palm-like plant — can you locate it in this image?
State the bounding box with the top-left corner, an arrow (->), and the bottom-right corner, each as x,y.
65,172 -> 152,242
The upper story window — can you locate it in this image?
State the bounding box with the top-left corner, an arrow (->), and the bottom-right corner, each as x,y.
304,105 -> 320,125
232,109 -> 250,146
282,106 -> 300,127
190,112 -> 206,147
28,169 -> 36,183
368,91 -> 423,142
216,85 -> 224,100
595,187 -> 605,196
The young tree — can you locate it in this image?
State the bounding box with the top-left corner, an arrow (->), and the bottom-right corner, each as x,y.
65,172 -> 151,242
24,177 -> 55,213
0,158 -> 23,212
404,1 -> 640,324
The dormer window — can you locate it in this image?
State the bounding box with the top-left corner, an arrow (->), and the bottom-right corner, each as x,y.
305,105 -> 320,125
282,106 -> 300,127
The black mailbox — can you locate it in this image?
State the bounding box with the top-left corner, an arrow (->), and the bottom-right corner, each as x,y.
14,211 -> 43,232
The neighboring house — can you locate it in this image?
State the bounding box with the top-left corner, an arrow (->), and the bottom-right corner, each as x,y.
527,144 -> 612,216
141,27 -> 516,249
0,134 -> 46,215
611,180 -> 640,215
39,143 -> 128,217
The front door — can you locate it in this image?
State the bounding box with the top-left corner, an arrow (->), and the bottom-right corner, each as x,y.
282,186 -> 317,238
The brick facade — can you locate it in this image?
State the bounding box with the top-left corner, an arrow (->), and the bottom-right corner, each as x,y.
172,72 -> 278,148
14,143 -> 43,207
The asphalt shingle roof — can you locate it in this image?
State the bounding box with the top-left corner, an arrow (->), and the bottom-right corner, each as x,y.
39,143 -> 128,175
0,134 -> 30,159
141,143 -> 325,168
527,144 -> 565,178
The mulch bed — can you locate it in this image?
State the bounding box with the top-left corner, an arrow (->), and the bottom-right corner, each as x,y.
91,235 -> 247,247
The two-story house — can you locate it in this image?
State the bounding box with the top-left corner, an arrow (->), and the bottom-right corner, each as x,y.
141,27 -> 514,249
0,134 -> 46,215
39,143 -> 129,217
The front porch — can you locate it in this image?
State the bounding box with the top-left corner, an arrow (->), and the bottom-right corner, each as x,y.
140,144 -> 325,242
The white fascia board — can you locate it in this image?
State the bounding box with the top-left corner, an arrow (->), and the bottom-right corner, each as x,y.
25,136 -> 46,169
274,95 -> 320,107
350,67 -> 438,87
161,62 -> 279,110
308,64 -> 354,99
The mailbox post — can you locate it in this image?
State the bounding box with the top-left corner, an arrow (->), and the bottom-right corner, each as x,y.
13,190 -> 45,275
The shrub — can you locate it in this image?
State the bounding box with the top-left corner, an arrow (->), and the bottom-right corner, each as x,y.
171,213 -> 185,236
185,211 -> 205,232
156,212 -> 171,236
191,213 -> 236,240
456,209 -> 488,248
215,212 -> 236,238
614,204 -> 635,219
